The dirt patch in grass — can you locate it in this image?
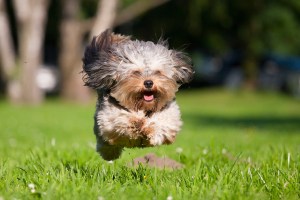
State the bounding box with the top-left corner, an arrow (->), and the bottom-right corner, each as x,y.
129,153 -> 184,169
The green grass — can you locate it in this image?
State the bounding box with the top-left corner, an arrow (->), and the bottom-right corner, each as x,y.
0,89 -> 299,199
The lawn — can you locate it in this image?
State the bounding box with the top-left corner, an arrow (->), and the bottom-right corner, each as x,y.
0,89 -> 299,199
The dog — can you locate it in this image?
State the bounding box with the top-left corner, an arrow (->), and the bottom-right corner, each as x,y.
82,30 -> 193,160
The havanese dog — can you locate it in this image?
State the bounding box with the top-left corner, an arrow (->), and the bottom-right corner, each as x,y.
82,30 -> 193,160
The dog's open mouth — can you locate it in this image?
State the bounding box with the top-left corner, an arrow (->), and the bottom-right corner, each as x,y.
143,91 -> 155,102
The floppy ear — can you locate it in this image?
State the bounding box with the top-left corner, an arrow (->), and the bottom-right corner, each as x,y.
171,50 -> 194,85
82,29 -> 130,89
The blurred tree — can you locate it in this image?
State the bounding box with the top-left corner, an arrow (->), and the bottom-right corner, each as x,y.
0,0 -> 50,104
59,0 -> 93,103
90,0 -> 118,37
13,0 -> 50,104
181,0 -> 300,88
0,0 -> 18,102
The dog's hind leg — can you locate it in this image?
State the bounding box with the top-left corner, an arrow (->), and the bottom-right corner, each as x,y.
96,138 -> 123,161
94,113 -> 123,161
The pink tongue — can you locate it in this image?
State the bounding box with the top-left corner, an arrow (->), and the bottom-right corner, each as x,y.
144,94 -> 154,101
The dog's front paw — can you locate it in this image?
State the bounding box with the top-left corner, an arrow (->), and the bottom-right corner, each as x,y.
126,118 -> 154,147
137,122 -> 155,147
140,122 -> 154,137
148,129 -> 177,146
129,118 -> 145,135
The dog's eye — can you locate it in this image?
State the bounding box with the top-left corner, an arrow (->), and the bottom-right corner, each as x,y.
153,70 -> 162,75
132,70 -> 142,76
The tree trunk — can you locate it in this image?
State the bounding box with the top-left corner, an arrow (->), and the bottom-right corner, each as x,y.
59,0 -> 91,103
59,19 -> 91,103
13,0 -> 50,104
90,0 -> 119,38
114,0 -> 170,27
0,0 -> 20,102
59,0 -> 119,103
243,55 -> 259,90
0,0 -> 15,78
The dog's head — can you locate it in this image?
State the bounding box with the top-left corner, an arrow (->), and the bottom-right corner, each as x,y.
83,30 -> 193,112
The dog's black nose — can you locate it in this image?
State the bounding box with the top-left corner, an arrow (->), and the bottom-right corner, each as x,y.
144,80 -> 153,88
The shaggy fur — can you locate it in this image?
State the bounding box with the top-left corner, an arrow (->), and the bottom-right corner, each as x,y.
82,30 -> 193,160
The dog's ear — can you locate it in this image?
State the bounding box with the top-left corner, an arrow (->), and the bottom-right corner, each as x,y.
82,29 -> 130,89
171,51 -> 194,85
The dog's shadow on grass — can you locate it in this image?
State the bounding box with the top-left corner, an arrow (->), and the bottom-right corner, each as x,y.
183,113 -> 300,133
